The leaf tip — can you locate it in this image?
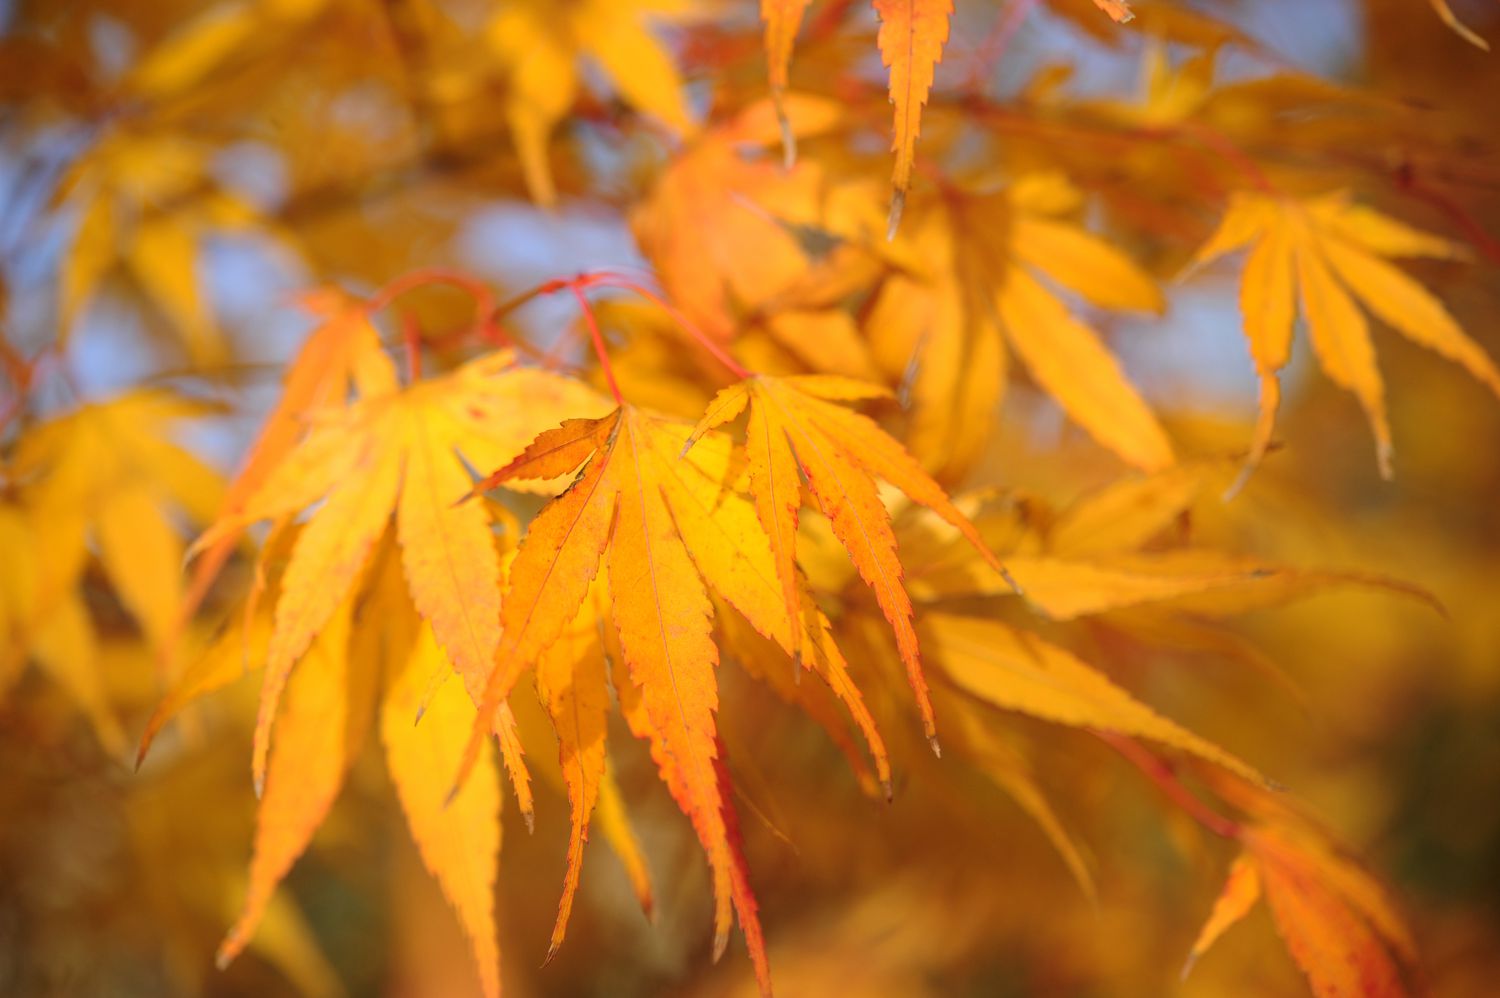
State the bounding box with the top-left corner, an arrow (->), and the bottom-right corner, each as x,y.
886,189 -> 906,242
776,97 -> 797,171
712,927 -> 730,963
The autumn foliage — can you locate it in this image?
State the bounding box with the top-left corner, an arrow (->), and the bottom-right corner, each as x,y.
4,0 -> 1500,995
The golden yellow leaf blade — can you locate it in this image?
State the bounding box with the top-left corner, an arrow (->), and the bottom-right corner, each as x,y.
1010,217 -> 1165,314
745,396 -> 806,667
923,614 -> 1265,785
95,483 -> 183,653
60,195 -> 114,334
128,214 -> 222,364
578,8 -> 694,135
125,3 -> 258,98
383,627 -> 503,998
458,414 -> 621,793
220,604 -> 353,969
1190,193 -> 1268,270
757,379 -> 935,744
1239,208 -> 1297,374
397,405 -> 503,693
785,379 -> 1013,583
609,411 -> 769,990
137,606 -> 274,767
594,763 -> 655,917
648,420 -> 891,791
1295,234 -> 1392,477
1310,196 -> 1465,259
534,605 -> 610,959
684,383 -> 751,453
1320,234 -> 1500,400
1049,461 -> 1221,557
975,556 -> 1269,619
183,295 -> 390,626
252,443 -> 401,794
31,592 -> 124,754
996,269 -> 1174,471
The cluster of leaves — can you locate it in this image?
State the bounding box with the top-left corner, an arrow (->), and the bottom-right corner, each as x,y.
3,0 -> 1499,995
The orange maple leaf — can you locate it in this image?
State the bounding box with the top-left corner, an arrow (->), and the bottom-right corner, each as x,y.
874,0 -> 954,236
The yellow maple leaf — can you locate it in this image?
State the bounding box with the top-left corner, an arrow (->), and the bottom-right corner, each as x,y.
58,130 -> 262,364
187,346 -> 605,811
867,172 -> 1172,479
686,373 -> 1014,746
8,391 -> 225,748
1192,190 -> 1500,484
487,0 -> 695,204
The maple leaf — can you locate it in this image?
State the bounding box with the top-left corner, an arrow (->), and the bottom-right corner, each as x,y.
457,399 -> 904,985
1191,190 -> 1500,484
200,532 -> 511,998
453,405 -> 773,992
187,347 -> 606,809
686,373 -> 1013,746
938,691 -> 1098,901
1185,777 -> 1417,997
122,0 -> 332,99
487,0 -> 694,204
58,129 -> 264,363
178,289 -> 397,642
7,391 -> 224,749
382,623 -> 503,998
632,95 -> 857,342
533,592 -> 613,961
870,0 -> 1136,233
761,0 -> 813,159
920,613 -> 1264,784
867,172 -> 1172,479
873,0 -> 953,235
216,596 -> 372,970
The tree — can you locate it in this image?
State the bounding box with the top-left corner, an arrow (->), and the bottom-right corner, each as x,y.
2,0 -> 1498,995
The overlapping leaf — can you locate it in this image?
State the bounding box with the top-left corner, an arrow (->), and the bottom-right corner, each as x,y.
867,173 -> 1172,479
1186,778 -> 1417,997
686,373 -> 1014,745
189,348 -> 605,799
5,391 -> 225,749
487,0 -> 694,204
455,405 -> 773,992
58,130 -> 265,363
